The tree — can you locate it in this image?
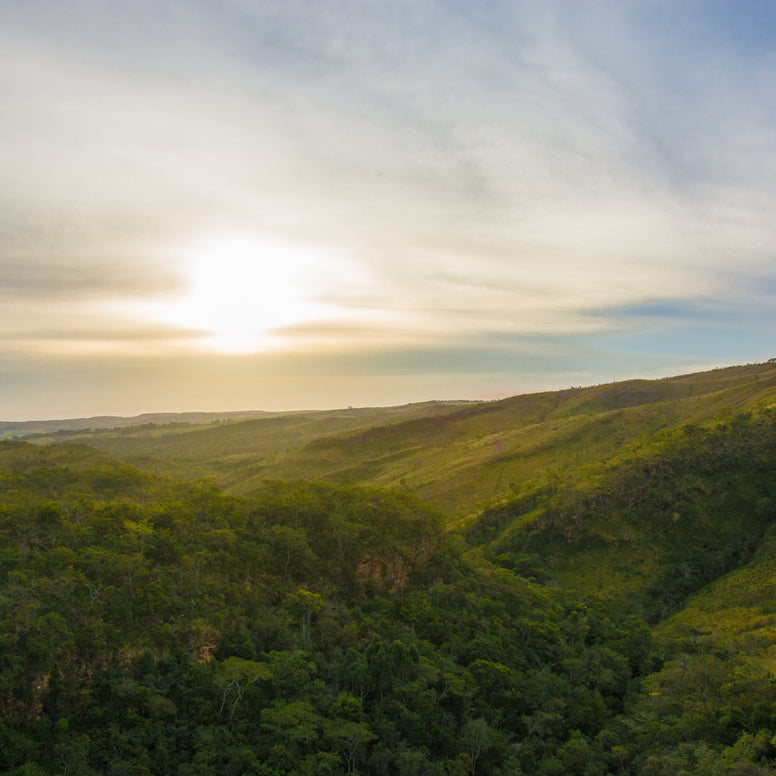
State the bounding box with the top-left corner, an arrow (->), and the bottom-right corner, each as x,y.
327,720 -> 376,774
293,588 -> 323,643
462,718 -> 495,775
214,657 -> 271,721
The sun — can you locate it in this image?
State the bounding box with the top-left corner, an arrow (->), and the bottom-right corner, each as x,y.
166,237 -> 325,352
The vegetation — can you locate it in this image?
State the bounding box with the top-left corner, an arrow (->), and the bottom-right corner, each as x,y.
3,364 -> 776,773
28,363 -> 776,519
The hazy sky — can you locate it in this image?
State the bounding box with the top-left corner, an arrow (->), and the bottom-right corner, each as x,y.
2,0 -> 776,419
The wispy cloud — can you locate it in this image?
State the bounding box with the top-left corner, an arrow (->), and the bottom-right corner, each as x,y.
1,0 -> 775,416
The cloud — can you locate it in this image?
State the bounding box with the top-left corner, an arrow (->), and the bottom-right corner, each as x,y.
1,1 -> 775,415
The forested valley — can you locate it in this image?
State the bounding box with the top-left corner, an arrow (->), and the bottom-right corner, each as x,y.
4,364 -> 776,775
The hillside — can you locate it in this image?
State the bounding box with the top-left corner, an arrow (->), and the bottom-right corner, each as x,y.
620,524 -> 776,773
5,364 -> 776,774
252,363 -> 776,516
0,439 -> 640,775
16,401 -> 476,481
31,363 -> 776,519
0,410 -> 280,438
469,404 -> 776,616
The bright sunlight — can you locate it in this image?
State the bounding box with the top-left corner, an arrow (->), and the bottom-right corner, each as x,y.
164,237 -> 328,352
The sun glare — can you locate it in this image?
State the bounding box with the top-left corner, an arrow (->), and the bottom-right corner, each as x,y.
165,237 -> 326,352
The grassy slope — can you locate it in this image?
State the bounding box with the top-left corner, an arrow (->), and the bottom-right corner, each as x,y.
0,439 -> 118,471
468,392 -> 776,624
26,364 -> 776,522
32,401 -> 475,481
243,363 -> 776,518
0,410 -> 279,438
653,524 -> 776,664
611,526 -> 776,770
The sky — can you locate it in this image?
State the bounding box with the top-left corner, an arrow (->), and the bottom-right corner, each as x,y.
2,0 -> 776,420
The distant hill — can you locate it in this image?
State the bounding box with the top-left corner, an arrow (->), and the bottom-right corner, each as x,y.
13,400 -> 478,479
17,363 -> 776,519
0,409 -> 279,436
3,401 -> 476,438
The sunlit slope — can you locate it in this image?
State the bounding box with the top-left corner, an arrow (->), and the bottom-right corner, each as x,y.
0,439 -> 117,472
469,401 -> 776,621
653,524 -> 776,659
611,525 -> 776,770
231,364 -> 776,515
29,363 -> 776,519
50,402 -> 474,480
0,410 -> 275,438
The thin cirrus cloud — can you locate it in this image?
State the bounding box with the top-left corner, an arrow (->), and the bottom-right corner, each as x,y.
1,0 -> 775,417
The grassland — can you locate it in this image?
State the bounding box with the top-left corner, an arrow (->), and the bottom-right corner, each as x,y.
25,363 -> 776,521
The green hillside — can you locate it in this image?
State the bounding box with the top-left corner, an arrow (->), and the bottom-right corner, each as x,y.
0,411 -> 281,439
25,364 -> 776,523
0,439 -> 643,775
258,363 -> 776,518
23,402 -> 475,482
470,403 -> 776,615
616,525 -> 776,774
5,364 -> 776,774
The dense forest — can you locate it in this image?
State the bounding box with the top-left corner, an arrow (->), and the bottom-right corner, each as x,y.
4,365 -> 776,774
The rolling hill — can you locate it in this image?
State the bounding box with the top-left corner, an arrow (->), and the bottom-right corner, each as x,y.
25,363 -> 776,520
